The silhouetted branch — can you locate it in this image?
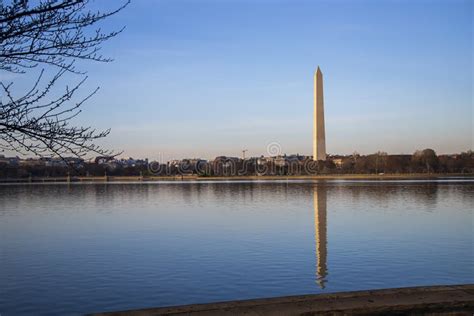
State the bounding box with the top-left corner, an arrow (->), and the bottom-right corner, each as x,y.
0,0 -> 128,161
0,69 -> 114,157
0,0 -> 129,73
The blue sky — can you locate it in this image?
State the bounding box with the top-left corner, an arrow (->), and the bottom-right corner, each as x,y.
7,0 -> 474,159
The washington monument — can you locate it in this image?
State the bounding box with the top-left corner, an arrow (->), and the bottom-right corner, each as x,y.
313,67 -> 326,161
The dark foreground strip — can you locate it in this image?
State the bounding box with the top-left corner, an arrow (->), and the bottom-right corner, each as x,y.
89,284 -> 474,316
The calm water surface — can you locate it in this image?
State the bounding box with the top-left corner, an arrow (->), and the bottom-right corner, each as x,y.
0,180 -> 473,315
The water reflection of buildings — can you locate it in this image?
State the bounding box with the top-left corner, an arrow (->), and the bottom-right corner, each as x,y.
314,186 -> 327,288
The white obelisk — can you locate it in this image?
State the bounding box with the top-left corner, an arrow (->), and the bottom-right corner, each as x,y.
313,67 -> 326,161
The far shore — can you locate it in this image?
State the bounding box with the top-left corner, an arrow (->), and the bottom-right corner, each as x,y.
0,173 -> 473,183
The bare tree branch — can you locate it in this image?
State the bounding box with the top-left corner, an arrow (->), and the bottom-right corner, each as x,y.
0,0 -> 129,73
0,0 -> 128,162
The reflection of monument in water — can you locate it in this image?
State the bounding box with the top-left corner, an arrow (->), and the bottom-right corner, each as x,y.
314,186 -> 328,288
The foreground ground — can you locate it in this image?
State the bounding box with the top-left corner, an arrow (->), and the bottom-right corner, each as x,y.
90,284 -> 474,316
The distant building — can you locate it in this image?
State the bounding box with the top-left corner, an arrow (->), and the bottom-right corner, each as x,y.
19,158 -> 45,167
95,156 -> 115,164
330,157 -> 344,168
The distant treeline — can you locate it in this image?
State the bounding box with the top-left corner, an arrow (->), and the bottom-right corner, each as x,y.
0,149 -> 473,178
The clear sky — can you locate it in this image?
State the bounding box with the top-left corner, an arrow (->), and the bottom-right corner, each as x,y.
8,0 -> 474,160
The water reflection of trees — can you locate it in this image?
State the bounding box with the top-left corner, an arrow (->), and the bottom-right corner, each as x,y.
0,182 -> 447,216
335,183 -> 440,210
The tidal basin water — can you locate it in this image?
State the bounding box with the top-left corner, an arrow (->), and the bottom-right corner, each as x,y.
0,180 -> 473,315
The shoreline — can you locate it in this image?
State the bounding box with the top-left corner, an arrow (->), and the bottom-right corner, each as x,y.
89,284 -> 474,315
0,173 -> 473,183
